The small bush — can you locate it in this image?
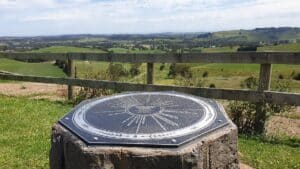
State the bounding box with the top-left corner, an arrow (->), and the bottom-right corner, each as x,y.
293,73 -> 300,80
106,63 -> 128,81
129,63 -> 141,77
159,63 -> 165,71
54,60 -> 68,74
73,71 -> 114,105
202,71 -> 208,78
290,70 -> 295,78
237,45 -> 257,51
229,78 -> 294,134
168,63 -> 176,78
168,63 -> 192,78
240,76 -> 258,89
228,101 -> 256,134
209,83 -> 216,88
278,74 -> 284,79
174,76 -> 206,87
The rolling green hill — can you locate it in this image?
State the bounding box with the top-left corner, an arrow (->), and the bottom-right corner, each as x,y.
0,58 -> 65,77
199,27 -> 300,43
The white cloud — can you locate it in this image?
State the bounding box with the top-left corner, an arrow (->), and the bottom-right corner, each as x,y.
0,0 -> 299,35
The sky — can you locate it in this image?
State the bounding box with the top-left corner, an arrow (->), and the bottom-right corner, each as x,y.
0,0 -> 300,36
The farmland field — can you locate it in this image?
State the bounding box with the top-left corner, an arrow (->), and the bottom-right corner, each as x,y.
1,45 -> 300,91
0,58 -> 65,77
29,46 -> 106,53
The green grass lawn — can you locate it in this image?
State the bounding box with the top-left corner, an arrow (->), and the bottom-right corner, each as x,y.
0,95 -> 72,169
258,43 -> 300,52
239,135 -> 300,169
0,58 -> 65,77
0,95 -> 299,169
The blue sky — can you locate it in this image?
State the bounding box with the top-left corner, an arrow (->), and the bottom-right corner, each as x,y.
0,0 -> 300,36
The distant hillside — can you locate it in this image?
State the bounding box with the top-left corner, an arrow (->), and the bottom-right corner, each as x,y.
1,27 -> 299,51
199,27 -> 300,43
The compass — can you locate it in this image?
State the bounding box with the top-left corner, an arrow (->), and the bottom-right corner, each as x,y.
59,92 -> 229,147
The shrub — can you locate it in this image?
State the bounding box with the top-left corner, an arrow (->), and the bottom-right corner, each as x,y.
229,78 -> 294,134
240,76 -> 258,89
237,45 -> 257,51
73,71 -> 114,105
106,63 -> 128,81
293,73 -> 300,80
202,71 -> 208,78
290,70 -> 295,78
228,101 -> 256,134
54,60 -> 68,74
129,63 -> 141,77
278,74 -> 284,79
168,63 -> 192,78
168,63 -> 176,78
209,83 -> 216,88
159,63 -> 165,71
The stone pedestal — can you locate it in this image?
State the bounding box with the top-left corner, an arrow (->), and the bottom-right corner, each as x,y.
50,122 -> 238,169
50,92 -> 239,169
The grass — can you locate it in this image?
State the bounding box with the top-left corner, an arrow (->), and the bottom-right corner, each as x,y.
239,135 -> 300,169
109,47 -> 164,53
0,95 -> 72,169
258,43 -> 300,52
0,95 -> 299,169
29,46 -> 106,53
73,61 -> 300,92
1,45 -> 300,91
194,46 -> 239,53
0,46 -> 106,77
191,43 -> 300,53
0,58 -> 65,77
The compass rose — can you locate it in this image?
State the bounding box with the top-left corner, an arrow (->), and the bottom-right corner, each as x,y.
71,92 -> 217,141
103,94 -> 203,133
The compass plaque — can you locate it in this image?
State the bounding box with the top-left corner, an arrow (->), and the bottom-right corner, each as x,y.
59,92 -> 229,147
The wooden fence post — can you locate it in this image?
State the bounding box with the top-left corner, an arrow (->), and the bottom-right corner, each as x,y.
147,63 -> 154,84
67,58 -> 75,100
254,64 -> 272,133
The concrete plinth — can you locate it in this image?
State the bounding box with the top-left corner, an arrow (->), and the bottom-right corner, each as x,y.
50,122 -> 239,169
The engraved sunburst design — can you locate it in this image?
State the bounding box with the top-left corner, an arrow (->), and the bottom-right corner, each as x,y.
103,94 -> 202,134
71,92 -> 217,141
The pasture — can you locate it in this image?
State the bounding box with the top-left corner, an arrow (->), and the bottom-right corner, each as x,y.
1,45 -> 300,92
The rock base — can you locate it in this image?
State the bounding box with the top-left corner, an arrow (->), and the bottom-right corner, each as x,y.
50,121 -> 239,169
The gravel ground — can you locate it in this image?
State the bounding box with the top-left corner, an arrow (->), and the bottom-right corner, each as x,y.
0,82 -> 67,100
265,115 -> 300,138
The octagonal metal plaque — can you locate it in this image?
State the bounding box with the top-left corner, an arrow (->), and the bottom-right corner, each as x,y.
59,92 -> 229,147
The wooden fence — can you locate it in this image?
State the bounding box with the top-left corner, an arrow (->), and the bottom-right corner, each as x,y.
0,52 -> 299,106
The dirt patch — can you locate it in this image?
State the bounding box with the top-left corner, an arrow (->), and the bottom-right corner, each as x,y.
0,82 -> 67,101
265,115 -> 300,138
240,163 -> 253,169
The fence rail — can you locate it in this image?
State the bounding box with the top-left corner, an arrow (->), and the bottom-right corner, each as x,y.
0,52 -> 299,106
1,52 -> 300,64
